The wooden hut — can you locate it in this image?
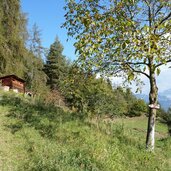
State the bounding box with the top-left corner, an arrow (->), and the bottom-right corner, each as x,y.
0,75 -> 25,93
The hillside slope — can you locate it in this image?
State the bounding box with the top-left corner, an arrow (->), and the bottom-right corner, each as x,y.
0,91 -> 171,171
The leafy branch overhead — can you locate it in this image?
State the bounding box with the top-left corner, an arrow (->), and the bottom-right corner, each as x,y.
63,0 -> 171,81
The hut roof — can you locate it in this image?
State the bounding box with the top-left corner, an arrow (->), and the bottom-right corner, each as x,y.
0,75 -> 25,83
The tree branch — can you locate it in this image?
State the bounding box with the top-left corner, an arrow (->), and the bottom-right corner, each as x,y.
159,12 -> 171,25
154,5 -> 163,17
125,63 -> 150,79
125,61 -> 148,66
154,11 -> 171,33
101,59 -> 148,66
155,59 -> 171,68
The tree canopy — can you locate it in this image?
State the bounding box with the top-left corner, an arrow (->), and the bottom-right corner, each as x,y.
63,0 -> 171,150
0,0 -> 28,77
63,0 -> 171,78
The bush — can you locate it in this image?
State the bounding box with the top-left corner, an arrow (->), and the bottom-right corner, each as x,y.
43,90 -> 66,108
128,99 -> 147,117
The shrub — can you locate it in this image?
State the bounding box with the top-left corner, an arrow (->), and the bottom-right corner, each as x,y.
43,90 -> 66,108
128,99 -> 147,117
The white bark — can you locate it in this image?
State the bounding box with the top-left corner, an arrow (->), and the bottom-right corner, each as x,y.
151,120 -> 155,151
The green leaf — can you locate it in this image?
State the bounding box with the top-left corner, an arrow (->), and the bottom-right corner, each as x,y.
128,73 -> 134,81
143,67 -> 146,72
122,42 -> 127,49
156,68 -> 161,76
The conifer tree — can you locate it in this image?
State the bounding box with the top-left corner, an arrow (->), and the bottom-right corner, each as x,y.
25,24 -> 47,95
44,37 -> 68,90
28,23 -> 44,58
0,0 -> 27,76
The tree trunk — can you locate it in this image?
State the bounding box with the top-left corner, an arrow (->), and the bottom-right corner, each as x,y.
146,73 -> 158,151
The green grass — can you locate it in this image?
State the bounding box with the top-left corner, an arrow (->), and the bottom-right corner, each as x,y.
0,91 -> 171,171
112,116 -> 168,139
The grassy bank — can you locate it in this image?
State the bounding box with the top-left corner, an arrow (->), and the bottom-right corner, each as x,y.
0,91 -> 171,171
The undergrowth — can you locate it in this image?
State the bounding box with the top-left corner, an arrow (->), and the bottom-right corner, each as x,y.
0,91 -> 170,171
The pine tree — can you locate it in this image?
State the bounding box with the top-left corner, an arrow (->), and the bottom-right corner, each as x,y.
0,0 -> 27,76
44,37 -> 68,90
28,23 -> 44,58
25,24 -> 47,95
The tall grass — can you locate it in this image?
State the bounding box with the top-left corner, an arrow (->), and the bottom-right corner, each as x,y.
0,91 -> 171,171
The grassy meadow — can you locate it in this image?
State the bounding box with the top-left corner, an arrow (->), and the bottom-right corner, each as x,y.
0,91 -> 171,171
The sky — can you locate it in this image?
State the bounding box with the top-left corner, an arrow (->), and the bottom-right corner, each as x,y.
111,65 -> 171,94
21,0 -> 76,60
21,0 -> 171,94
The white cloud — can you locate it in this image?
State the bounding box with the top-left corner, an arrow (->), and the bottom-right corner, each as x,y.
110,64 -> 171,94
157,65 -> 171,93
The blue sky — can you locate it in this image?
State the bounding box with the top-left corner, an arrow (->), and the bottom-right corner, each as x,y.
21,0 -> 76,60
21,0 -> 171,94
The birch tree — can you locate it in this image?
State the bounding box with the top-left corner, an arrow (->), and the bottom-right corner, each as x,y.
63,0 -> 171,150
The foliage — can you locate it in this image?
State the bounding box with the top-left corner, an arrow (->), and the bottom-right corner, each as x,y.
63,0 -> 171,150
24,24 -> 47,96
0,0 -> 28,77
62,65 -> 145,117
63,0 -> 171,79
24,51 -> 47,96
0,0 -> 147,121
165,108 -> 171,135
43,89 -> 66,108
0,1 -> 47,97
44,37 -> 69,90
94,87 -> 128,117
28,23 -> 44,58
156,107 -> 168,120
0,91 -> 170,171
128,99 -> 148,117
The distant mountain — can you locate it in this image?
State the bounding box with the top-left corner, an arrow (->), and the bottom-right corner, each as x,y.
158,95 -> 171,111
159,89 -> 171,100
135,89 -> 171,111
